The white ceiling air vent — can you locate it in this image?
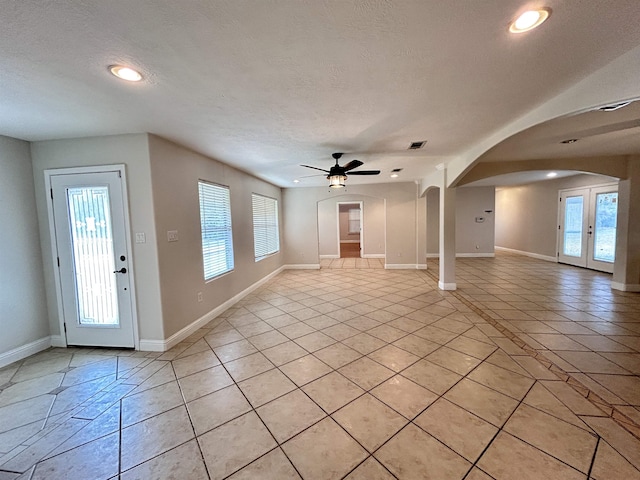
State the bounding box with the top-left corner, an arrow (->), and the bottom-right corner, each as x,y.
408,141 -> 426,150
391,168 -> 403,173
596,101 -> 631,112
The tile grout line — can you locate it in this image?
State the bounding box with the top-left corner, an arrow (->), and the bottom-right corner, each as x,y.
422,268 -> 640,440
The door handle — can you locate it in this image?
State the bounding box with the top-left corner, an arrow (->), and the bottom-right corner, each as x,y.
113,268 -> 127,274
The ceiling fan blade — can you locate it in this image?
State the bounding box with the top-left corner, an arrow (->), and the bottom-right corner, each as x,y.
301,164 -> 330,173
342,160 -> 364,172
299,173 -> 327,178
347,170 -> 380,175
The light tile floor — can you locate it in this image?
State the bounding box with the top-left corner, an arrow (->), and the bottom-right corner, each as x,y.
0,253 -> 639,479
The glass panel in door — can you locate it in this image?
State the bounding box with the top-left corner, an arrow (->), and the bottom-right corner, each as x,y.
563,195 -> 584,257
592,192 -> 617,263
67,186 -> 119,326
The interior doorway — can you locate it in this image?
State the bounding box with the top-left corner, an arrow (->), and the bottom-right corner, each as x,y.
338,202 -> 362,258
558,183 -> 618,273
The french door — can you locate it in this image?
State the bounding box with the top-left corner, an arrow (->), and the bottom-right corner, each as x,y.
558,184 -> 618,273
48,168 -> 135,348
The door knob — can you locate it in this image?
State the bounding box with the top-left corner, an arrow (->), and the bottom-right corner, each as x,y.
113,268 -> 127,274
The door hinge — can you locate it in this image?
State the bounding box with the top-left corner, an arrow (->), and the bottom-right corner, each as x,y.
57,257 -> 60,267
558,225 -> 561,230
63,323 -> 67,333
50,188 -> 54,200
118,170 -> 122,178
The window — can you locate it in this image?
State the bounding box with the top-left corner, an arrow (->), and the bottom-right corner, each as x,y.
252,193 -> 280,260
348,208 -> 360,234
198,181 -> 234,280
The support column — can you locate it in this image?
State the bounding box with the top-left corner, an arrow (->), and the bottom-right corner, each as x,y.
439,174 -> 456,290
612,157 -> 640,292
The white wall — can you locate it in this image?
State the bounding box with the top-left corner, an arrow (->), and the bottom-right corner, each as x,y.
495,174 -> 616,258
426,186 -> 496,256
148,135 -> 284,338
338,204 -> 360,243
0,136 -> 49,358
284,182 -> 425,266
30,134 -> 165,342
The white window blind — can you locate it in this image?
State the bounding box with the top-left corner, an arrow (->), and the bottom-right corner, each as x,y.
198,181 -> 234,280
348,208 -> 360,234
252,194 -> 279,260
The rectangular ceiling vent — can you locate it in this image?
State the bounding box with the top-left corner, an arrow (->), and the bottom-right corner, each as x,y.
391,168 -> 403,172
408,140 -> 426,150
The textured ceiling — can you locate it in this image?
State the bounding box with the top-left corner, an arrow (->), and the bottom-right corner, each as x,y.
2,1 -> 640,188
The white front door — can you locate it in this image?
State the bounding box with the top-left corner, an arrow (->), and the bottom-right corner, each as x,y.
49,169 -> 135,348
558,184 -> 618,273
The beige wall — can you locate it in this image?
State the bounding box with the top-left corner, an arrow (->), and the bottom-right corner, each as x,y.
338,204 -> 360,243
0,136 -> 49,356
30,134 -> 164,341
319,198 -> 381,257
284,182 -> 424,266
426,186 -> 496,256
148,135 -> 284,338
495,174 -> 617,258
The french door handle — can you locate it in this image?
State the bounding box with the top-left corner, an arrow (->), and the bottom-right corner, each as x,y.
113,268 -> 127,274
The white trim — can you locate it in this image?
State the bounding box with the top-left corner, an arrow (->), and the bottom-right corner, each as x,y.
611,282 -> 640,292
0,337 -> 51,368
385,264 -> 423,269
50,335 -> 66,348
362,254 -> 385,259
339,240 -> 360,244
286,264 -> 321,270
139,266 -> 285,352
416,264 -> 427,270
438,281 -> 457,290
426,253 -> 496,258
319,254 -> 340,259
495,246 -> 557,263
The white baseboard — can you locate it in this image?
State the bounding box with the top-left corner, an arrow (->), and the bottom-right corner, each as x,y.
495,246 -> 557,263
319,255 -> 339,259
416,264 -> 427,270
611,282 -> 640,292
340,240 -> 360,244
438,281 -> 457,290
385,264 -> 423,269
362,254 -> 385,259
285,264 -> 320,270
0,336 -> 52,368
50,335 -> 66,348
426,253 -> 495,258
139,266 -> 286,352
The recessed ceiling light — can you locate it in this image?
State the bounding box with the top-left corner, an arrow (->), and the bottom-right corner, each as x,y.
293,179 -> 300,183
546,172 -> 558,178
390,174 -> 399,178
561,138 -> 579,144
509,8 -> 551,33
109,65 -> 143,82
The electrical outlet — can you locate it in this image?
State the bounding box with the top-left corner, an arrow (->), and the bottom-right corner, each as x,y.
135,232 -> 146,244
197,292 -> 203,302
167,230 -> 179,242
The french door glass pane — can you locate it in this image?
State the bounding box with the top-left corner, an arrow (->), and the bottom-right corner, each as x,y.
67,186 -> 119,325
563,196 -> 583,257
593,192 -> 617,263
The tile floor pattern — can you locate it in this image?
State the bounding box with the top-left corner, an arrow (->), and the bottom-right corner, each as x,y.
0,254 -> 639,479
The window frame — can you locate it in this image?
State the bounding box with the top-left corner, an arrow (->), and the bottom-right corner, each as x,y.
198,180 -> 234,281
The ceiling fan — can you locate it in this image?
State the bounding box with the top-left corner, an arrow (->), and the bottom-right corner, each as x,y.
301,153 -> 380,188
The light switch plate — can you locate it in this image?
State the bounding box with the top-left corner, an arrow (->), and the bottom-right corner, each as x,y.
135,232 -> 146,244
167,230 -> 179,242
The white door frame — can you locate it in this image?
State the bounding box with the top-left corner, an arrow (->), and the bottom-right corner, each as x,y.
44,164 -> 140,349
557,182 -> 618,273
336,202 -> 363,258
